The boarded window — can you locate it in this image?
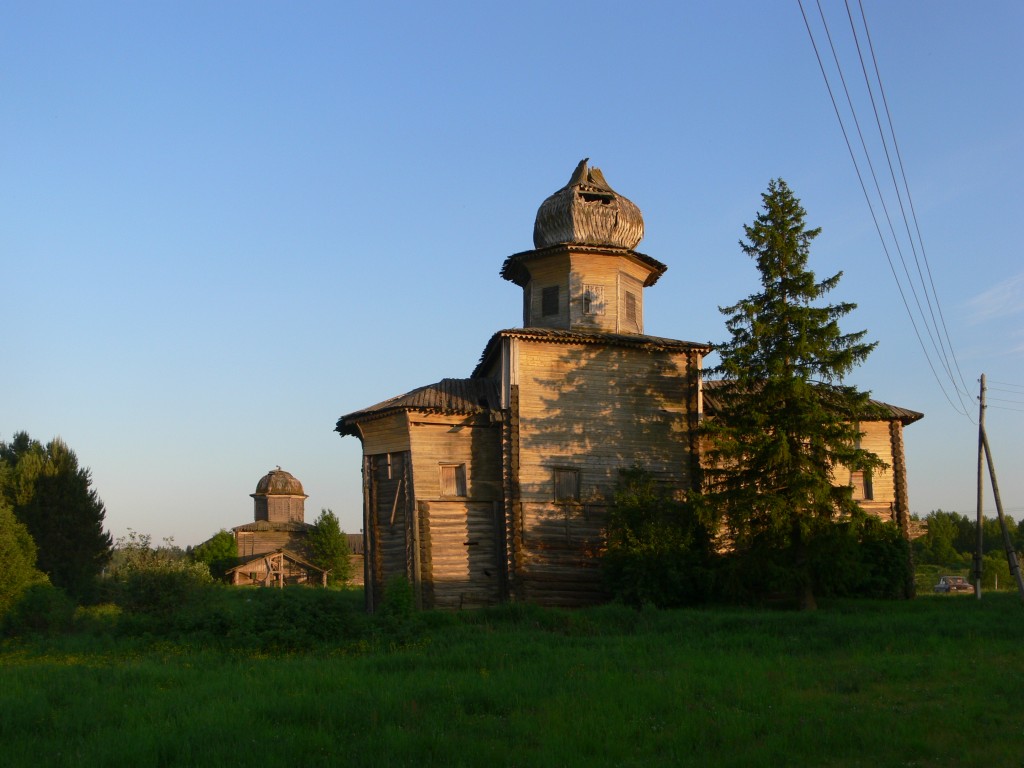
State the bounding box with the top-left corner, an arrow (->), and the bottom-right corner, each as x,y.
542,286 -> 559,317
440,463 -> 467,497
583,284 -> 605,316
851,470 -> 873,501
553,468 -> 580,502
624,291 -> 638,325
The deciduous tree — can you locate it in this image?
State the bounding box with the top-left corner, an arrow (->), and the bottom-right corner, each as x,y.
702,179 -> 886,609
0,500 -> 48,615
191,529 -> 238,580
307,509 -> 352,586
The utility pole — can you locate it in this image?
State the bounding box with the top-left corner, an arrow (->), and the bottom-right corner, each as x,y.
979,426 -> 1024,602
975,375 -> 985,599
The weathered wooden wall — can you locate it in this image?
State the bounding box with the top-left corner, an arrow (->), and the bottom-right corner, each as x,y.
835,420 -> 904,523
509,337 -> 700,605
407,416 -> 502,608
235,528 -> 310,559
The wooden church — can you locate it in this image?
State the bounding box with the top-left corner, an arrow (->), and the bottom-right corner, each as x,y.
336,160 -> 921,610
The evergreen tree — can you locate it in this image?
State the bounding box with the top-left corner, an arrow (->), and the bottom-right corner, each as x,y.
702,179 -> 886,609
0,432 -> 113,601
307,509 -> 352,586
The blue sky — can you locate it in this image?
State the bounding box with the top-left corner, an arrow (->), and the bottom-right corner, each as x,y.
3,1 -> 1022,546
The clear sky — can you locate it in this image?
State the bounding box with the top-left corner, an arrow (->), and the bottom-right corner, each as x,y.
3,2 -> 1022,547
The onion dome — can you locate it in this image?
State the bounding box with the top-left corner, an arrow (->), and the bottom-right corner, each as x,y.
253,467 -> 306,497
533,158 -> 644,250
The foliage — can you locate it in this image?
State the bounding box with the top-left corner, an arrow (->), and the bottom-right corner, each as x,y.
0,432 -> 112,601
701,180 -> 886,609
2,582 -> 75,636
913,509 -> 1020,574
106,530 -> 212,616
307,508 -> 352,585
602,466 -> 715,607
0,500 -> 48,616
190,529 -> 238,580
807,513 -> 911,599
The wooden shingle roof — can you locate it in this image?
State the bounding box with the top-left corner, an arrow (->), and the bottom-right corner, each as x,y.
701,379 -> 923,424
336,377 -> 501,436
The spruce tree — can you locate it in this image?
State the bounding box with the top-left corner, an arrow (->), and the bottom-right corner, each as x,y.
0,432 -> 113,601
702,179 -> 885,609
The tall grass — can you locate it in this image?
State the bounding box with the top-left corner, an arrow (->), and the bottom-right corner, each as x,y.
1,591 -> 1021,767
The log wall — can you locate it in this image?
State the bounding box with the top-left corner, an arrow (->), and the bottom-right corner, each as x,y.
510,338 -> 700,605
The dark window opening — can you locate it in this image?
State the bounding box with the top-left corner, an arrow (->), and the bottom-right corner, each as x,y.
579,192 -> 614,204
625,291 -> 638,324
851,470 -> 874,501
542,286 -> 559,317
553,468 -> 580,503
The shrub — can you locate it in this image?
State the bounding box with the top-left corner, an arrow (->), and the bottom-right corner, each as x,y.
603,466 -> 716,608
2,582 -> 75,636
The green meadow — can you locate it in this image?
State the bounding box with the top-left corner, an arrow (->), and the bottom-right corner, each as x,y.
1,589 -> 1021,768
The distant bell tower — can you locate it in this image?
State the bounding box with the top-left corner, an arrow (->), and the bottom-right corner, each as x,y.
251,467 -> 307,524
500,158 -> 667,334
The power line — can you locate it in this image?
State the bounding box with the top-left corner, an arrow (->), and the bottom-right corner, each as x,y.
846,0 -> 974,411
797,0 -> 972,418
853,0 -> 975,400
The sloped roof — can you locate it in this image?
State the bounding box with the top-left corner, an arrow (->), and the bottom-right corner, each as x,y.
232,520 -> 313,533
336,377 -> 502,437
224,548 -> 326,576
701,379 -> 923,424
473,327 -> 711,378
501,243 -> 667,288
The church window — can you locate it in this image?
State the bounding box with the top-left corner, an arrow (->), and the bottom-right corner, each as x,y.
583,284 -> 605,316
542,286 -> 560,317
553,468 -> 580,503
624,291 -> 638,325
440,463 -> 467,497
851,470 -> 873,501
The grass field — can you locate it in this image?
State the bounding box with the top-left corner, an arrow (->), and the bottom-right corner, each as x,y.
1,590 -> 1021,767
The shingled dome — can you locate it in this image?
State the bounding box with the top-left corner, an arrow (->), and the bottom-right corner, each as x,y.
533,158 -> 644,250
253,467 -> 306,497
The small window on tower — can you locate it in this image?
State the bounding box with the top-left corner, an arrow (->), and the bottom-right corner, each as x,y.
625,291 -> 638,325
851,470 -> 874,501
583,284 -> 605,316
440,463 -> 467,497
542,286 -> 560,317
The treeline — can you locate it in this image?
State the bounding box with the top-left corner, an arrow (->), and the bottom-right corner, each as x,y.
913,509 -> 1022,588
0,431 -> 353,634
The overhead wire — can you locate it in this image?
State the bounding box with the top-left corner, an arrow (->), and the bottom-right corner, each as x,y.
796,0 -> 972,417
854,0 -> 975,400
844,0 -> 974,415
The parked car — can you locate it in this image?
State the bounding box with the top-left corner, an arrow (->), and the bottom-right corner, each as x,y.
934,575 -> 975,594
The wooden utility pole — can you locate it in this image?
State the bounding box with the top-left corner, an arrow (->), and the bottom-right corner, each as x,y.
974,375 -> 985,599
979,426 -> 1024,602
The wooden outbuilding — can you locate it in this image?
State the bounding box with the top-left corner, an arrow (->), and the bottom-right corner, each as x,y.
337,160 -> 922,611
225,549 -> 328,587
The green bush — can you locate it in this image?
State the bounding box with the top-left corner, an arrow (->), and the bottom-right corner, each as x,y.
807,513 -> 911,599
603,466 -> 715,608
2,582 -> 75,636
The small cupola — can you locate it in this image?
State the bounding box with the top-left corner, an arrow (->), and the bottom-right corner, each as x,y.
533,158 -> 644,250
251,467 -> 308,524
502,160 -> 666,335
